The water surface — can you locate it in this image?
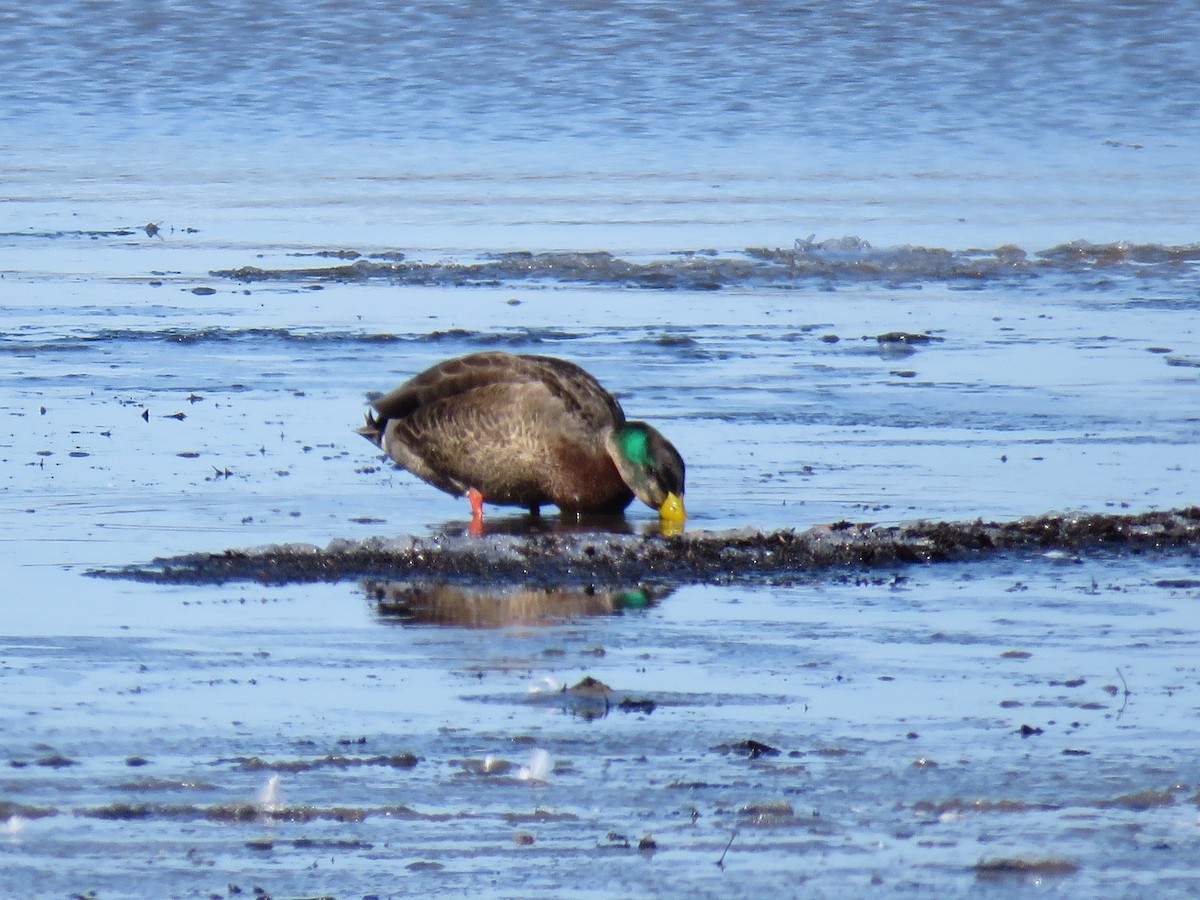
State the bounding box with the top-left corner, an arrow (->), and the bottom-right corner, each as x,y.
3,1 -> 1200,896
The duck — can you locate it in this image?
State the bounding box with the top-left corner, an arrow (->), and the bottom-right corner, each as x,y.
356,351 -> 686,529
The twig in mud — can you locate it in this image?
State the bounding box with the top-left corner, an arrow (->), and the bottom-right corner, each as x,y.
716,828 -> 738,869
1115,667 -> 1130,719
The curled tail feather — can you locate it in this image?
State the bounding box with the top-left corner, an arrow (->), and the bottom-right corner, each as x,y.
356,411 -> 385,447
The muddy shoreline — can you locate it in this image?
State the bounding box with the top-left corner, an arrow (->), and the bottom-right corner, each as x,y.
211,239 -> 1200,291
93,506 -> 1200,586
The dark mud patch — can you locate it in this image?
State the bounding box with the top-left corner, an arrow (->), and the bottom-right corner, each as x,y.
739,800 -> 799,826
210,239 -> 1200,290
478,675 -> 660,721
74,802 -> 441,823
27,753 -> 79,768
0,801 -> 57,821
0,227 -> 139,240
914,799 -> 1062,816
974,857 -> 1080,880
115,778 -> 218,792
67,789 -> 507,826
1095,789 -> 1178,811
91,507 -> 1200,587
714,739 -> 781,759
228,752 -> 420,773
502,808 -> 581,824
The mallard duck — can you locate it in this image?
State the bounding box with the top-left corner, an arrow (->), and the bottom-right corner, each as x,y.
356,351 -> 686,527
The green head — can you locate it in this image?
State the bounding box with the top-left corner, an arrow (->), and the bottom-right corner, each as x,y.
607,422 -> 686,521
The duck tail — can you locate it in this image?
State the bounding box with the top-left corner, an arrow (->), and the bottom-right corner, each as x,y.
355,411 -> 385,447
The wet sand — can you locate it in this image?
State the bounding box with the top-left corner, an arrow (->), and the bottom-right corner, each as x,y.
3,229 -> 1200,897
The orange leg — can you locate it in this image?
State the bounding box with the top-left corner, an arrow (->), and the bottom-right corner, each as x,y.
467,488 -> 485,536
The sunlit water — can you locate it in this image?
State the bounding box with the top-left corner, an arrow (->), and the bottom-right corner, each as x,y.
2,2 -> 1200,896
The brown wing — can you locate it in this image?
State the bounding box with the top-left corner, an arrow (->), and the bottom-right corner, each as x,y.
511,353 -> 626,433
371,351 -> 625,432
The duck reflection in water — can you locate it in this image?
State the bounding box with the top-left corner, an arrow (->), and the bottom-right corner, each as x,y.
365,579 -> 665,628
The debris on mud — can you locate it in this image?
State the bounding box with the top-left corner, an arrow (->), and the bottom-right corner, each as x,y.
209,239 -> 1200,290
714,740 -> 781,759
502,675 -> 658,720
739,801 -> 797,826
90,507 -> 1200,587
229,753 -> 420,773
974,857 -> 1080,879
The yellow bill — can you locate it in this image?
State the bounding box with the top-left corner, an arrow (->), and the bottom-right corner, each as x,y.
659,491 -> 687,532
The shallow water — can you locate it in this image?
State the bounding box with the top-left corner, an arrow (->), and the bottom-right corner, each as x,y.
5,555 -> 1200,897
4,1 -> 1200,896
5,233 -> 1200,898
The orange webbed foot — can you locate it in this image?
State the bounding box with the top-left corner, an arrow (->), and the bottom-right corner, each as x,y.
467,488 -> 485,536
